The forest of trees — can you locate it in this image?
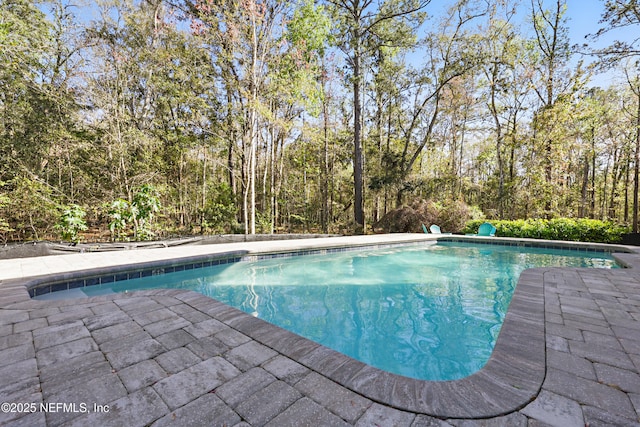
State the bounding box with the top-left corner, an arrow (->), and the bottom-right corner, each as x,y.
1,0 -> 640,242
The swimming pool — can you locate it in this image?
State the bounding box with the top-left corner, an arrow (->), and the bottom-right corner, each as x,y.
34,241 -> 618,381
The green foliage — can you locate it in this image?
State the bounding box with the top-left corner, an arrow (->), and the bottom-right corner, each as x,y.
4,177 -> 59,240
200,183 -> 237,233
288,0 -> 332,57
438,200 -> 477,233
55,204 -> 88,243
132,184 -> 161,239
270,0 -> 332,114
0,182 -> 13,241
0,0 -> 51,74
0,0 -> 639,241
107,185 -> 161,241
107,199 -> 132,241
255,212 -> 273,234
462,218 -> 630,243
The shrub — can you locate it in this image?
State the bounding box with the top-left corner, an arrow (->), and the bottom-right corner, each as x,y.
372,200 -> 439,233
0,182 -> 13,242
106,185 -> 162,241
200,183 -> 237,233
5,177 -> 59,241
373,199 -> 479,233
55,204 -> 88,243
107,199 -> 131,241
439,200 -> 475,233
462,218 -> 630,244
131,184 -> 161,239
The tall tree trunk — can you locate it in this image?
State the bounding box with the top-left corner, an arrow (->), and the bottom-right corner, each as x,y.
201,145 -> 207,230
590,127 -> 596,218
320,67 -> 330,233
226,89 -> 236,210
249,13 -> 259,235
580,156 -> 589,217
625,149 -> 630,223
242,132 -> 249,234
373,87 -> 383,225
489,60 -> 505,218
609,149 -> 621,219
601,156 -> 610,219
269,122 -> 276,233
353,39 -> 364,233
322,98 -> 330,233
634,89 -> 640,232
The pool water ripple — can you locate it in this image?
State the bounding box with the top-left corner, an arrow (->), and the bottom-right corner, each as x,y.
36,242 -> 617,381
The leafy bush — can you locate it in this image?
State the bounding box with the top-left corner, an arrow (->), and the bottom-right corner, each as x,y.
439,200 -> 476,233
372,200 -> 439,233
462,218 -> 630,243
131,184 -> 161,239
200,183 -> 237,233
55,204 -> 88,243
107,199 -> 132,241
5,177 -> 59,240
106,185 -> 162,241
0,182 -> 13,242
373,199 -> 480,233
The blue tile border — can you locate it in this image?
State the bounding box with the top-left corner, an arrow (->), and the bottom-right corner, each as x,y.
27,243 -> 427,298
437,236 -> 626,253
27,239 -> 624,299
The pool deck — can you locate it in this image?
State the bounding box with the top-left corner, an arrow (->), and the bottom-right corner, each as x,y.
0,234 -> 639,426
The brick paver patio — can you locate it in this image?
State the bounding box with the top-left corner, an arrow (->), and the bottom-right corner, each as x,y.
0,235 -> 638,426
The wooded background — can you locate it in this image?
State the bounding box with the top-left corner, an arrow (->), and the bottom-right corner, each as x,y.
1,0 -> 639,241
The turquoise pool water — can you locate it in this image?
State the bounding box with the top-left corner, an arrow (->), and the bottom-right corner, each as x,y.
36,242 -> 618,380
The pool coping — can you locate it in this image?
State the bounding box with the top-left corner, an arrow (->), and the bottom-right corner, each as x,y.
1,234 -> 638,419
